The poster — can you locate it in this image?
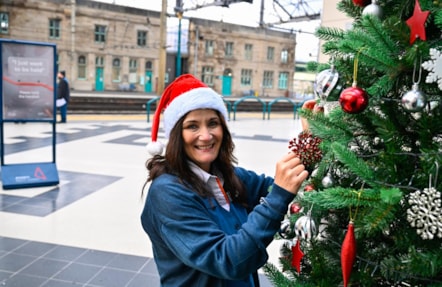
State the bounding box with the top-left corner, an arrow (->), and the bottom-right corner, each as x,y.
1,41 -> 55,120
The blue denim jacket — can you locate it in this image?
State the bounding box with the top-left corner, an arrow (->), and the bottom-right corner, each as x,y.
141,166 -> 295,287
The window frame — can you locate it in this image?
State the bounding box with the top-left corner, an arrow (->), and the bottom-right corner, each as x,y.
94,25 -> 107,43
49,18 -> 61,39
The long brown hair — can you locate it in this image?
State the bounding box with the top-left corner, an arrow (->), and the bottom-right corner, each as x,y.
142,110 -> 248,207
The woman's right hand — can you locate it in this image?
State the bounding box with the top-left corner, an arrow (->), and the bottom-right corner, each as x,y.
273,152 -> 309,195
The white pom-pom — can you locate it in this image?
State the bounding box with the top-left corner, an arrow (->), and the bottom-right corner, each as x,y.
146,141 -> 164,156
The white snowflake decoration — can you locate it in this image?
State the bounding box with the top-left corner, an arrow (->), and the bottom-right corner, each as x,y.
407,187 -> 442,240
422,48 -> 442,91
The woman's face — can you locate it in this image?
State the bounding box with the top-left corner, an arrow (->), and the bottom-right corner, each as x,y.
182,109 -> 223,172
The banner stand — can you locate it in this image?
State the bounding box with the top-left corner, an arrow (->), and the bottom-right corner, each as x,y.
0,39 -> 59,189
1,163 -> 59,189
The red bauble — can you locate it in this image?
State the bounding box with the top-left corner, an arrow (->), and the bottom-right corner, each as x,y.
289,202 -> 302,214
304,184 -> 315,192
339,86 -> 369,114
352,0 -> 371,7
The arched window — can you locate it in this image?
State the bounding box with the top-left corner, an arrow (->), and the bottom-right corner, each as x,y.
145,60 -> 152,71
78,55 -> 87,79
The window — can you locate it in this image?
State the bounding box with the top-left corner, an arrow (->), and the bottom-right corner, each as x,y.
1,12 -> 9,34
77,55 -> 87,79
267,47 -> 274,62
240,69 -> 252,86
225,42 -> 234,57
280,49 -> 288,64
263,71 -> 273,88
205,40 -> 214,56
145,60 -> 152,70
129,59 -> 137,83
129,59 -> 137,73
244,44 -> 253,60
137,30 -> 147,46
49,19 -> 61,39
278,72 -> 289,89
96,56 -> 104,67
95,25 -> 107,43
202,66 -> 214,86
112,58 -> 121,82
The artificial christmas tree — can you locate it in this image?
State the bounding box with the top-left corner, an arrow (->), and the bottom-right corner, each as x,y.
264,0 -> 442,286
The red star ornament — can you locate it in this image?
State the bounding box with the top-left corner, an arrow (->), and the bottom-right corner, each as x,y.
291,239 -> 304,273
406,0 -> 430,44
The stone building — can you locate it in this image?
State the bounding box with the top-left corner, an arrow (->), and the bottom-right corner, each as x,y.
1,0 -> 297,97
1,0 -> 161,92
187,18 -> 296,97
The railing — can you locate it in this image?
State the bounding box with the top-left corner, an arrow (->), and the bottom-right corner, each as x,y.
146,95 -> 303,122
267,97 -> 302,120
146,97 -> 160,122
232,96 -> 266,120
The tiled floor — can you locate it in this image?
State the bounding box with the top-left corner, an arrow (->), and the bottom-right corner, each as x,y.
0,113 -> 303,287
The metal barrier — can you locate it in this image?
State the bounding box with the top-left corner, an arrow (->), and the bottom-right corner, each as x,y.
267,97 -> 303,119
146,96 -> 160,122
223,99 -> 232,121
232,96 -> 266,120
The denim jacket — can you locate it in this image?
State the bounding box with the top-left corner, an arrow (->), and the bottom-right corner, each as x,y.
141,166 -> 295,287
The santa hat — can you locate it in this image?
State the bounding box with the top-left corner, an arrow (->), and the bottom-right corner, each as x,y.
147,74 -> 228,155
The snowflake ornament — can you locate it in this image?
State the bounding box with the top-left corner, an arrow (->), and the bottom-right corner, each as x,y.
422,48 -> 442,90
407,187 -> 442,240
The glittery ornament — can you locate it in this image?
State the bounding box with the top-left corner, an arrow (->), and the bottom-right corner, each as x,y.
288,131 -> 323,168
407,187 -> 442,240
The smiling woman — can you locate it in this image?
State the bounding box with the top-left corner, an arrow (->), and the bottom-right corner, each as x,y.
140,74 -> 309,287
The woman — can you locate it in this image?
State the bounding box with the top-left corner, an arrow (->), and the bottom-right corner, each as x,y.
141,74 -> 308,287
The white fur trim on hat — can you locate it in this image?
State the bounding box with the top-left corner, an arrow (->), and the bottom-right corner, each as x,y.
163,87 -> 228,138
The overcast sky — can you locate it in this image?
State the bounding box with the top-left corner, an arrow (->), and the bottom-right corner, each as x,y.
95,0 -> 322,61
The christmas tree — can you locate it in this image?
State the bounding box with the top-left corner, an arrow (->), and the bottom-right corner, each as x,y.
264,0 -> 442,286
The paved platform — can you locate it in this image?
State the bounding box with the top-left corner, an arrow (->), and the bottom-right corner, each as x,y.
0,113 -> 303,287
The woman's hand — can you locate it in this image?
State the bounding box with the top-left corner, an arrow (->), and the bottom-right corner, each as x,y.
274,152 -> 309,195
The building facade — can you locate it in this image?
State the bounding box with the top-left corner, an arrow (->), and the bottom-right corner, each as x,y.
318,0 -> 352,64
1,0 -> 161,92
1,0 -> 297,97
187,18 -> 296,97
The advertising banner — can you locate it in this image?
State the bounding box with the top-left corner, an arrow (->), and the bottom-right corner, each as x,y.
1,39 -> 58,189
1,41 -> 54,120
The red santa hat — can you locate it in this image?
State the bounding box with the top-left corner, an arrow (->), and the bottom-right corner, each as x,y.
147,74 -> 228,155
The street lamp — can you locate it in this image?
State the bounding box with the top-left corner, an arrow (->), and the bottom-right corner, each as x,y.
175,0 -> 183,77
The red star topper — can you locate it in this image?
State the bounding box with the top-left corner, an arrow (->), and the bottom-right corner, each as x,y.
406,0 -> 430,44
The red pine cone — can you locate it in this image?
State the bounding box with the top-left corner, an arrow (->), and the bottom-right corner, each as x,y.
288,131 -> 323,167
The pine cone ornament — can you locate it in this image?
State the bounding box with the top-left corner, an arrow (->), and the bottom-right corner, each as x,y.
288,131 -> 323,169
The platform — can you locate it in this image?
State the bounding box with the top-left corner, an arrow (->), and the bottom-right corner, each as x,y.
0,113 -> 303,286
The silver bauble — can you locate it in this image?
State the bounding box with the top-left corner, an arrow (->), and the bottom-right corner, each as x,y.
362,0 -> 383,18
279,219 -> 292,239
401,83 -> 427,112
294,214 -> 317,240
321,173 -> 334,188
314,67 -> 340,101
